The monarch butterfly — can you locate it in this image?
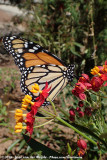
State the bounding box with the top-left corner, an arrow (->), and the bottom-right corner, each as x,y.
3,36 -> 75,106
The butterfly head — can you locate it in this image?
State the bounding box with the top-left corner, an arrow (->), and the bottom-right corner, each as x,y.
67,64 -> 75,82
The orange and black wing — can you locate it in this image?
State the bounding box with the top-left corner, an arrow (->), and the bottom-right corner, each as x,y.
3,36 -> 66,72
3,36 -> 71,105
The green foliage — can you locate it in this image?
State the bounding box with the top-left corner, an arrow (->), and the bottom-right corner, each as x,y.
0,99 -> 8,126
15,0 -> 107,76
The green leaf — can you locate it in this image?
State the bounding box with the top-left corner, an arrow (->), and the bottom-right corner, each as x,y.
73,42 -> 84,48
23,134 -> 63,159
0,137 -> 12,144
18,139 -> 26,151
0,122 -> 8,127
70,47 -> 81,57
7,139 -> 20,153
26,145 -> 32,154
67,143 -> 71,155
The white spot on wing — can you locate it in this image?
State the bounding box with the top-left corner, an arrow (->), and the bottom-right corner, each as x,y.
18,49 -> 23,53
33,46 -> 38,50
24,44 -> 28,48
29,49 -> 35,52
10,37 -> 14,40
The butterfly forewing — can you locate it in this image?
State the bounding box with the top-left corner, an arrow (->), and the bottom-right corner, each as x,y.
3,36 -> 65,72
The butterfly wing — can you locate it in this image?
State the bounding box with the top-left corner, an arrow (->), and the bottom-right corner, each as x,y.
21,64 -> 68,105
3,36 -> 69,105
3,36 -> 65,72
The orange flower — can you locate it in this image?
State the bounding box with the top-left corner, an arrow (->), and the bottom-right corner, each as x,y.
21,95 -> 34,110
15,122 -> 26,133
30,83 -> 41,93
78,149 -> 85,157
15,109 -> 26,122
91,66 -> 101,76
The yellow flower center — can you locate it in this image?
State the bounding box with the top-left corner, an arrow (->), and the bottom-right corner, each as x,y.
22,95 -> 32,105
15,122 -> 26,133
15,109 -> 27,122
90,66 -> 101,76
21,95 -> 34,110
30,83 -> 42,93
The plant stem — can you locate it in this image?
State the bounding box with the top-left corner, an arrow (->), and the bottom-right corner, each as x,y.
39,108 -> 56,117
56,105 -> 70,120
48,98 -> 57,115
34,119 -> 54,128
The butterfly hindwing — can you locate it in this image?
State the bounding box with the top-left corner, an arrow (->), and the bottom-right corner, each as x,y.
21,64 -> 68,105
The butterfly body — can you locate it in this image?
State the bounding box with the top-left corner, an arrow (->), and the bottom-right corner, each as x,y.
3,36 -> 75,106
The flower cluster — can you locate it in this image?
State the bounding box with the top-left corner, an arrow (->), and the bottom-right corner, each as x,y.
70,61 -> 107,121
72,60 -> 107,100
77,139 -> 87,157
69,101 -> 93,121
15,82 -> 51,136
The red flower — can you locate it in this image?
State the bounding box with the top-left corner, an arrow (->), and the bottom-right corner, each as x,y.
84,82 -> 92,89
78,111 -> 84,117
76,107 -> 81,112
78,149 -> 85,157
26,122 -> 34,136
78,93 -> 86,100
72,76 -> 92,100
91,77 -> 104,92
70,116 -> 75,121
98,66 -> 104,74
77,139 -> 87,150
78,101 -> 84,107
100,74 -> 107,81
69,108 -> 75,121
79,74 -> 92,90
72,82 -> 87,100
72,88 -> 86,100
34,82 -> 51,106
75,82 -> 86,93
41,82 -> 51,99
104,82 -> 107,86
105,60 -> 107,65
25,111 -> 35,136
72,88 -> 79,97
35,95 -> 45,106
69,108 -> 75,117
85,107 -> 92,116
79,74 -> 90,83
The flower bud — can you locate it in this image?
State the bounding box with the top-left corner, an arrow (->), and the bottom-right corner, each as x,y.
78,111 -> 84,117
78,101 -> 84,107
77,139 -> 87,150
69,108 -> 75,117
